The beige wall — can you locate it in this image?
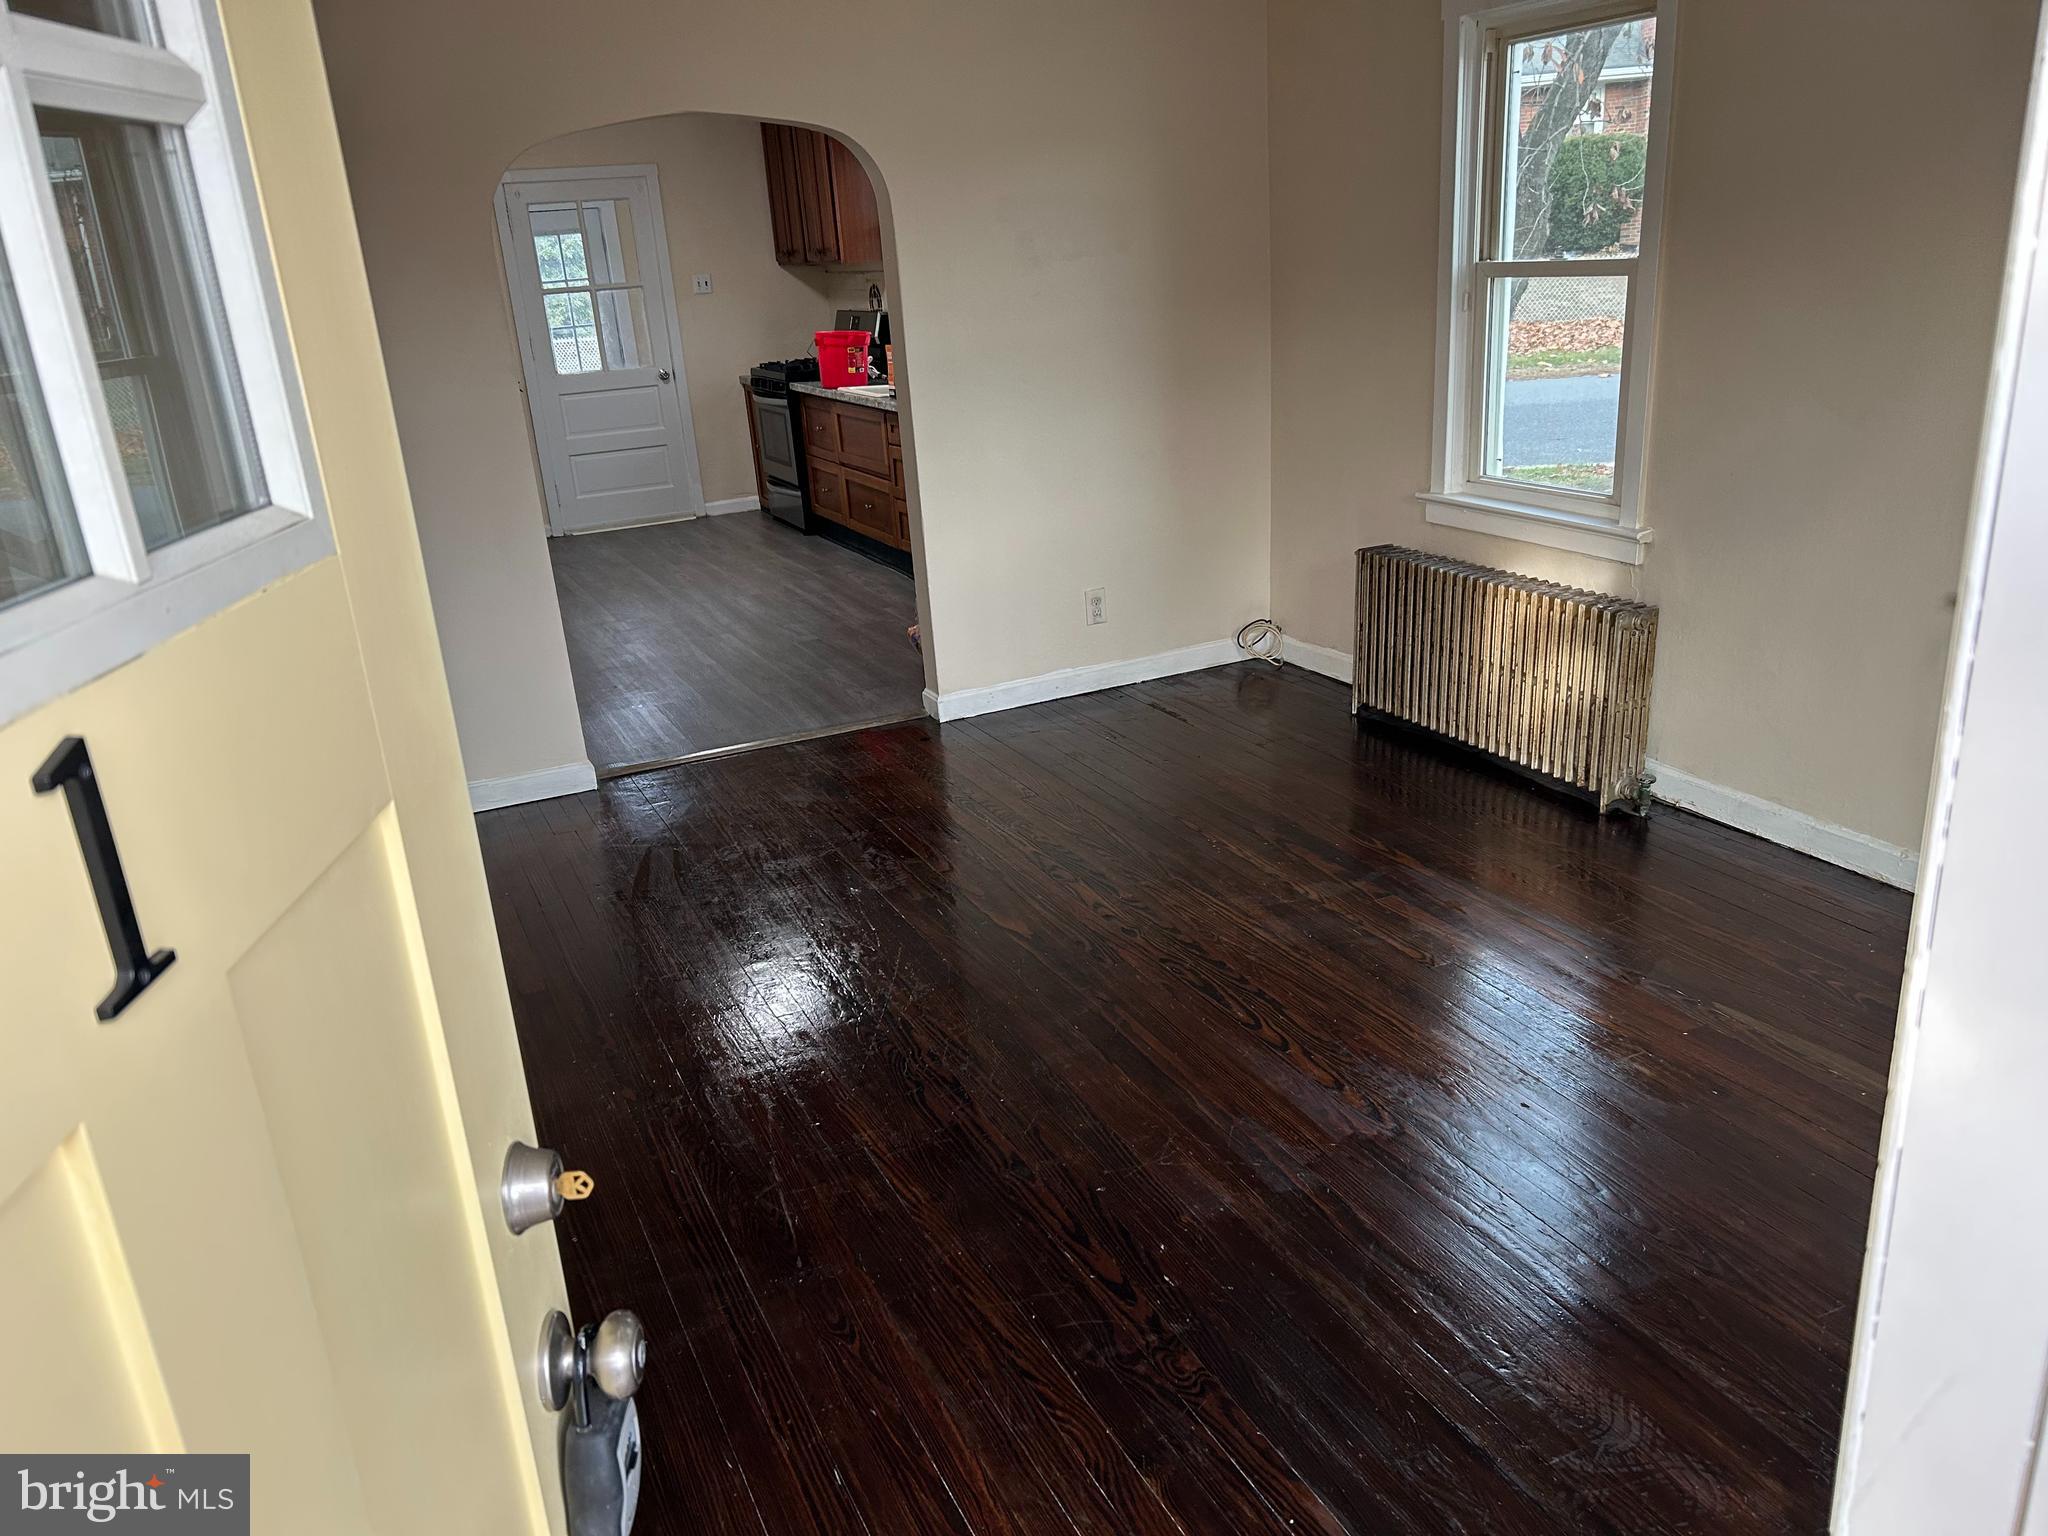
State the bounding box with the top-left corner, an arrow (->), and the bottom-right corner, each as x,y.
314,0 -> 1273,786
1270,0 -> 2036,852
514,114 -> 877,507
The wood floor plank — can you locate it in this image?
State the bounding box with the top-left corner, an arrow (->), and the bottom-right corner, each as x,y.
549,511 -> 923,772
478,664 -> 1909,1534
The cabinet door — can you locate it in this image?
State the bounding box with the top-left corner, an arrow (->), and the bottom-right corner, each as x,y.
792,128 -> 839,264
827,137 -> 883,268
808,459 -> 847,524
802,397 -> 841,460
835,407 -> 890,476
841,466 -> 897,543
761,124 -> 802,265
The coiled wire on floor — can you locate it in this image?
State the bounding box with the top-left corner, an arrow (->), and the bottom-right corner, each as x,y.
1236,617 -> 1285,667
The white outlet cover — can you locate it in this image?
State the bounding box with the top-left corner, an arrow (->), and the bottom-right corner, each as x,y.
692,273 -> 713,294
1085,587 -> 1107,625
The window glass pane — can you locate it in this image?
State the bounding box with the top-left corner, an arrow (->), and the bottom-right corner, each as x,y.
41,109 -> 267,551
0,253 -> 87,610
1483,273 -> 1625,496
8,0 -> 155,41
1499,15 -> 1655,259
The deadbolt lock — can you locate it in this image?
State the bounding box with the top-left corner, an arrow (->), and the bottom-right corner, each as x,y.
501,1141 -> 596,1234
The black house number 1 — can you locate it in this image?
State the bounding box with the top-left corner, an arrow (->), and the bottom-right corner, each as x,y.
32,736 -> 176,1020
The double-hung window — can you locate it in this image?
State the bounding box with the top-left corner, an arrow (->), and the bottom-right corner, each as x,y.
1424,0 -> 1676,564
0,0 -> 325,722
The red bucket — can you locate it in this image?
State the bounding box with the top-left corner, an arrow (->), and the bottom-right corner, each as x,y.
815,329 -> 871,389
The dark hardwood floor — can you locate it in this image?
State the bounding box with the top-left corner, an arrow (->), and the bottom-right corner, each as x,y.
548,512 -> 923,772
478,665 -> 1908,1535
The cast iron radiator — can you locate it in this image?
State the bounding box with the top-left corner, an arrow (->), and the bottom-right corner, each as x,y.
1353,545 -> 1657,812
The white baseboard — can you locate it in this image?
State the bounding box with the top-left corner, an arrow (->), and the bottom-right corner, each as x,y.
923,637 -> 1246,722
704,496 -> 759,516
1281,634 -> 1354,684
468,759 -> 598,813
1647,759 -> 1918,890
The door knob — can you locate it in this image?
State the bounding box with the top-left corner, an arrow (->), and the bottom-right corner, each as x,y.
501,1141 -> 595,1233
656,368 -> 672,382
544,1309 -> 648,1536
539,1308 -> 648,1414
589,1311 -> 648,1401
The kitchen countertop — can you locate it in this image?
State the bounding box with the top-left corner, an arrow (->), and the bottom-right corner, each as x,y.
789,380 -> 900,414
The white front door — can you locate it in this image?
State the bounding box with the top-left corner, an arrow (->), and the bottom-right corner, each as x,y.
498,168 -> 704,535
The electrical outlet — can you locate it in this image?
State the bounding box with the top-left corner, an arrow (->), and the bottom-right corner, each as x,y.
692,273 -> 713,294
1085,587 -> 1107,626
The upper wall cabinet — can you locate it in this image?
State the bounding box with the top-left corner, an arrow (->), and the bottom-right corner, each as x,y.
761,124 -> 883,270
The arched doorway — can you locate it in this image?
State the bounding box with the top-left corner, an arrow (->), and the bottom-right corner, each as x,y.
497,110 -> 927,776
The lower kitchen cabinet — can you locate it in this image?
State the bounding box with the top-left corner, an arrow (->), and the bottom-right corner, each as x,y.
800,394 -> 910,552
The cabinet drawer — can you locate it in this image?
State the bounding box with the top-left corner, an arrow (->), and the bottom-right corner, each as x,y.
835,407 -> 890,476
801,399 -> 840,460
886,416 -> 901,446
807,460 -> 846,521
889,449 -> 904,492
893,495 -> 909,543
841,467 -> 895,541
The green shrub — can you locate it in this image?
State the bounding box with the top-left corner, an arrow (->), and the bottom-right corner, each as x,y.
1546,132 -> 1648,253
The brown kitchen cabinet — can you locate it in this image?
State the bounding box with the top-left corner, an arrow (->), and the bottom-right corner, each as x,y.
761,124 -> 882,270
800,394 -> 909,552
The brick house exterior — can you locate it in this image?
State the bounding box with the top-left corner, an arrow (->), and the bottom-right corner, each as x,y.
1513,18 -> 1655,249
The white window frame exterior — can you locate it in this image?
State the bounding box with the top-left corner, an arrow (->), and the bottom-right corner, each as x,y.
0,2 -> 329,724
1421,0 -> 1678,566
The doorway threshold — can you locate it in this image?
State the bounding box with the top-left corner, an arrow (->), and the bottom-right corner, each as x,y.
596,709 -> 930,783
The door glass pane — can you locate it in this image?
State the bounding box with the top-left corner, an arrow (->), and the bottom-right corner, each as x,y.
0,253 -> 86,610
8,0 -> 155,41
576,199 -> 641,285
532,230 -> 587,290
40,109 -> 267,551
1498,14 -> 1656,260
1483,273 -> 1626,496
528,200 -> 654,375
593,289 -> 650,370
543,292 -> 600,374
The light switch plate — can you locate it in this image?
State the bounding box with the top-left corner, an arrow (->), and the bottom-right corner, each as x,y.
692,273 -> 713,294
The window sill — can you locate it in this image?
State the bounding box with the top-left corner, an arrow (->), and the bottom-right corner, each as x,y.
1418,490 -> 1653,566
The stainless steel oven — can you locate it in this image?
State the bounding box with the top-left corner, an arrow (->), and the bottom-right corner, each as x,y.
748,358 -> 817,529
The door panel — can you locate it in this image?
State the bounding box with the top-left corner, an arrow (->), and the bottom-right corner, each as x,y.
570,443 -> 676,498
229,812 -> 516,1534
561,384 -> 665,437
502,172 -> 703,534
0,1130 -> 179,1455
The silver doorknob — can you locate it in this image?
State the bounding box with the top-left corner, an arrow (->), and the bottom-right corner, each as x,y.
656,368 -> 672,382
589,1311 -> 648,1401
538,1308 -> 650,1414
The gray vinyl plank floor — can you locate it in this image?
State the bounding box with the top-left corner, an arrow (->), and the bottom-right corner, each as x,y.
548,513 -> 923,773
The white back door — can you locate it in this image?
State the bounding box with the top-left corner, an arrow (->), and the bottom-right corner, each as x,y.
498,168 -> 703,534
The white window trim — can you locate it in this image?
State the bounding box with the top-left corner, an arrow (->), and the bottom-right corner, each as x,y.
0,4 -> 330,725
1422,0 -> 1678,566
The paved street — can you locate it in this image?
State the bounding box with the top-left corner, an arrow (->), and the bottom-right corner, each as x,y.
1502,371 -> 1620,467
